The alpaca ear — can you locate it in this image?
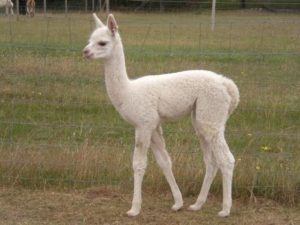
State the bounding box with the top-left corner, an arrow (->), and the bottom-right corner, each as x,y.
93,13 -> 104,28
107,14 -> 118,36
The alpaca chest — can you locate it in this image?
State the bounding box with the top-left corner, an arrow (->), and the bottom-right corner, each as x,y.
114,98 -> 160,126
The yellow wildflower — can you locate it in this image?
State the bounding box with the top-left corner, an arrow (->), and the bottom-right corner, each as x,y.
256,165 -> 261,171
261,146 -> 271,151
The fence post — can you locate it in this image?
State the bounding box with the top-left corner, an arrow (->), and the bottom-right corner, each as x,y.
211,0 -> 216,31
99,0 -> 102,12
85,0 -> 88,12
44,0 -> 47,15
16,0 -> 19,20
65,0 -> 68,15
92,0 -> 95,11
106,0 -> 109,15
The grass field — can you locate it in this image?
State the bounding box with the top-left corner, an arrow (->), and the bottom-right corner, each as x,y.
0,10 -> 300,223
0,186 -> 299,225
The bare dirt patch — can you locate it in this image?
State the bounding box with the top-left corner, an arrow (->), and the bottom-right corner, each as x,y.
0,186 -> 299,225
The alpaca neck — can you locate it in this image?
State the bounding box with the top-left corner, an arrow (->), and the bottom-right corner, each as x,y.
104,39 -> 130,108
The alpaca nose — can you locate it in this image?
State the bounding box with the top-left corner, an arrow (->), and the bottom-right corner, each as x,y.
83,48 -> 90,55
83,48 -> 93,59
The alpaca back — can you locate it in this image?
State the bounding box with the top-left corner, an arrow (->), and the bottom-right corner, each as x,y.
128,70 -> 238,122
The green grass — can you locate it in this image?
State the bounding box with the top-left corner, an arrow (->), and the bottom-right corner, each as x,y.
0,11 -> 299,205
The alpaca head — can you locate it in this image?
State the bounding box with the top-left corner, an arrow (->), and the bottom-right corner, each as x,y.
83,13 -> 119,60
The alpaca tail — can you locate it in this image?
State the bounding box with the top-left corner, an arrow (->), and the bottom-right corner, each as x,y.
222,78 -> 240,116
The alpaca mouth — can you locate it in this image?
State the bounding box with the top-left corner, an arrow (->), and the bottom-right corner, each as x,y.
84,53 -> 94,59
83,48 -> 94,59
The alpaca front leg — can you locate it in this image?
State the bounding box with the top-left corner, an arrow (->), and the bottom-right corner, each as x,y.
151,127 -> 183,211
126,129 -> 151,217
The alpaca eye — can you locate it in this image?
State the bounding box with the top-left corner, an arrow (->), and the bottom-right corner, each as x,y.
98,41 -> 107,46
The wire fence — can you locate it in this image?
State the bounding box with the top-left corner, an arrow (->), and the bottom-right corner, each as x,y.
0,9 -> 299,198
22,1 -> 300,12
1,18 -> 299,132
3,0 -> 300,18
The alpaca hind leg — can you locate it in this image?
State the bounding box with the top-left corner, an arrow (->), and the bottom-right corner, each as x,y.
189,92 -> 234,216
189,115 -> 218,211
151,126 -> 183,211
189,136 -> 218,211
190,128 -> 234,216
189,111 -> 218,211
127,128 -> 152,217
210,132 -> 235,217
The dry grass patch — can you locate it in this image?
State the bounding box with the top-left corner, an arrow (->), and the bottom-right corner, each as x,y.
0,186 -> 299,225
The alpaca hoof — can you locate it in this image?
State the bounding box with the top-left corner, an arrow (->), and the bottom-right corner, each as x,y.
218,210 -> 230,217
171,202 -> 183,211
188,204 -> 202,211
126,209 -> 140,217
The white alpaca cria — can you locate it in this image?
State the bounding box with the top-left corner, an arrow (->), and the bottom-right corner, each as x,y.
83,14 -> 239,217
0,0 -> 14,15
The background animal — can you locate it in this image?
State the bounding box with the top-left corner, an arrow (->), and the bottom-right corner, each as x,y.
26,0 -> 35,17
0,0 -> 13,15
